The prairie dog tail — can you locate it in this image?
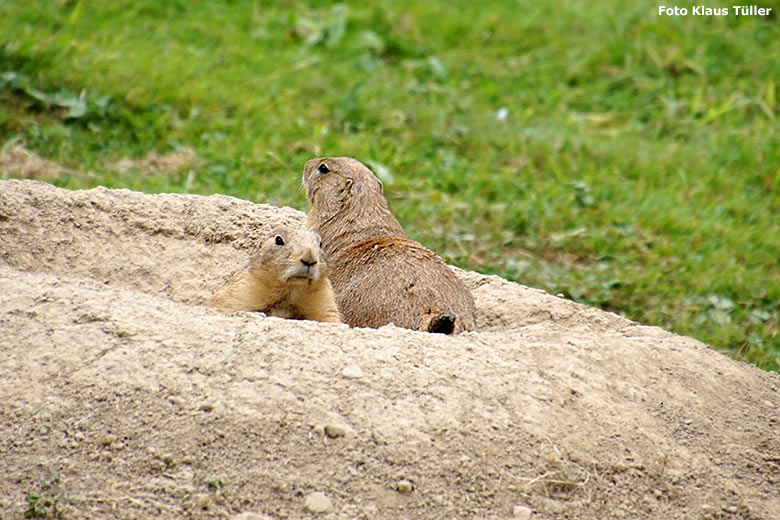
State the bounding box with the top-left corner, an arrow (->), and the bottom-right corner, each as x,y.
420,309 -> 457,335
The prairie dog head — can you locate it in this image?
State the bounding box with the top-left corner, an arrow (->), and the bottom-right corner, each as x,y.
302,157 -> 386,220
252,227 -> 328,283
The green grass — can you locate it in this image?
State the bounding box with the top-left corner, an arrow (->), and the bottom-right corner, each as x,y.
24,472 -> 65,519
1,0 -> 778,370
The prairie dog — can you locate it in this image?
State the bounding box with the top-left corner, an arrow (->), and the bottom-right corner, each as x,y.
210,227 -> 342,323
302,157 -> 476,334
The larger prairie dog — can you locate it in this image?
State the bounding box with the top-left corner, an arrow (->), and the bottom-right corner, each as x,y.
302,157 -> 476,334
210,227 -> 342,323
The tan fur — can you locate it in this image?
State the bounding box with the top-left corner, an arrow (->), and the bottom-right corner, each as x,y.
210,227 -> 342,323
302,157 -> 476,334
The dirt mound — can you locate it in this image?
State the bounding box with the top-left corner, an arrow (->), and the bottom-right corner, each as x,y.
1,179 -> 778,519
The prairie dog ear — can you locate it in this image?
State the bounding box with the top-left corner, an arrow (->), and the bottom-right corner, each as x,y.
375,176 -> 384,193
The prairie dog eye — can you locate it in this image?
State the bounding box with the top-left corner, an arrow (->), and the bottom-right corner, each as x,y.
318,163 -> 330,174
274,235 -> 285,246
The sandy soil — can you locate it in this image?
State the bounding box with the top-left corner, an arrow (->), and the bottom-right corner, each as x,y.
0,179 -> 778,519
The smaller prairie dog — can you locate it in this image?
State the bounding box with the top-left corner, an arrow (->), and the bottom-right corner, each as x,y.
209,227 -> 342,323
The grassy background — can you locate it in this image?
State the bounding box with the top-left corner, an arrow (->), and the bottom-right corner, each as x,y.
1,0 -> 778,370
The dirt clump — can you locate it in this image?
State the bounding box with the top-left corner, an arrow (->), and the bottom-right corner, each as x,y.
0,179 -> 778,519
0,144 -> 68,180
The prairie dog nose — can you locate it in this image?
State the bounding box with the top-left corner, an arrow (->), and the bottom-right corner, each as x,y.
300,249 -> 318,267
